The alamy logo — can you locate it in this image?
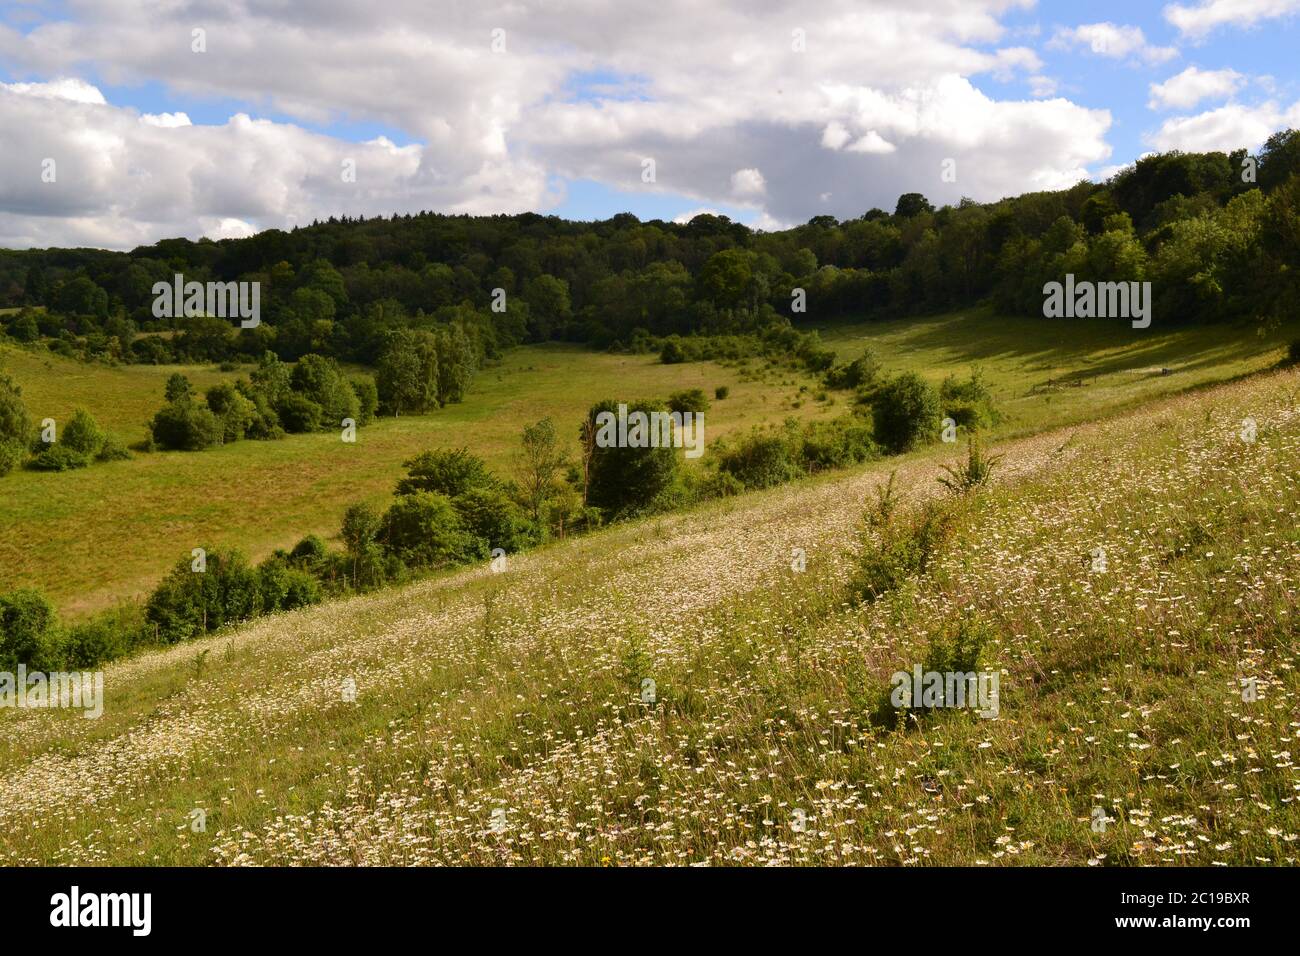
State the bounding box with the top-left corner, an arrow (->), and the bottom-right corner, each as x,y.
0,666 -> 103,718
890,666 -> 999,718
50,886 -> 151,936
152,273 -> 261,327
594,403 -> 704,459
1042,274 -> 1151,329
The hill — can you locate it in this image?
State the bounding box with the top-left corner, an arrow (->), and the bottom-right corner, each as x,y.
1,362 -> 1295,865
2,309 -> 1294,615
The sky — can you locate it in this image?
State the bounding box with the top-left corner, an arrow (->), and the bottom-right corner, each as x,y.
0,0 -> 1298,250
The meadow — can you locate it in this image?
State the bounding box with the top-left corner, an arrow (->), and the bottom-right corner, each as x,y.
0,360 -> 1294,865
2,309 -> 1294,617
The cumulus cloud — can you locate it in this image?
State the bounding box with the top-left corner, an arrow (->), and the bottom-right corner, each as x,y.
730,168 -> 766,196
1147,99 -> 1300,151
1164,0 -> 1300,38
0,0 -> 1120,247
1050,22 -> 1179,64
1148,66 -> 1245,110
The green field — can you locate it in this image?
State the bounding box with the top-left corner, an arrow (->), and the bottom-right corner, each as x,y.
1,361 -> 1294,865
1,308 -> 1295,616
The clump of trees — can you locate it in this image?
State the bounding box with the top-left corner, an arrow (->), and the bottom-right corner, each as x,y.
149,354 -> 377,451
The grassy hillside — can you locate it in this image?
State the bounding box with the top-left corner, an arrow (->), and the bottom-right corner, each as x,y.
1,363 -> 1295,866
1,309 -> 1294,616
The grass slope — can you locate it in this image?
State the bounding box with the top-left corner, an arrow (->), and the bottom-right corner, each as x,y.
1,309 -> 1294,615
0,363 -> 1295,865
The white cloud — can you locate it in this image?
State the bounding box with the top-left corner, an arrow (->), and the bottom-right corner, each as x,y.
0,83 -> 551,249
1,76 -> 105,104
140,112 -> 192,128
1148,99 -> 1300,151
1148,66 -> 1244,110
1051,22 -> 1179,64
0,0 -> 1116,246
1164,0 -> 1300,38
730,167 -> 765,196
1029,75 -> 1059,97
847,131 -> 898,154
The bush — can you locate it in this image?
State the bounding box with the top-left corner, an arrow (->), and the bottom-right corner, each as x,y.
0,372 -> 33,466
276,393 -> 324,433
584,399 -> 679,518
27,443 -> 91,471
257,556 -> 324,612
96,439 -> 132,462
825,350 -> 881,390
291,353 -> 360,428
667,388 -> 710,414
379,492 -> 476,567
718,429 -> 803,489
206,383 -> 257,443
351,376 -> 379,425
940,368 -> 1000,432
288,534 -> 329,572
150,400 -> 221,451
660,339 -> 687,364
396,448 -> 498,498
0,441 -> 22,476
145,548 -> 262,643
871,372 -> 942,454
453,486 -> 537,557
64,611 -> 139,667
60,408 -> 106,458
714,385 -> 729,400
0,588 -> 58,669
849,496 -> 963,604
797,416 -> 878,472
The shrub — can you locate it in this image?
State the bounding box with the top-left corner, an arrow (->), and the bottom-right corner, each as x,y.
378,492 -> 476,567
797,416 -> 878,472
96,439 -> 132,462
60,408 -> 106,457
257,556 -> 324,612
206,383 -> 257,443
396,448 -> 498,498
871,372 -> 942,454
145,548 -> 262,643
849,497 -> 963,604
872,615 -> 995,728
150,400 -> 220,451
291,353 -> 360,428
0,589 -> 58,669
288,534 -> 329,572
28,443 -> 90,471
164,373 -> 193,403
453,486 -> 538,556
0,441 -> 22,476
276,393 -> 324,433
351,376 -> 379,425
660,339 -> 687,364
64,607 -> 143,667
667,388 -> 710,414
825,350 -> 881,390
0,372 -> 33,469
938,433 -> 1002,495
718,429 -> 803,489
583,399 -> 679,518
714,385 -> 729,400
940,368 -> 1000,431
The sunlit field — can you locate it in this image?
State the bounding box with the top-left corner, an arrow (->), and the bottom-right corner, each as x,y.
1,363 -> 1295,865
3,309 -> 1293,617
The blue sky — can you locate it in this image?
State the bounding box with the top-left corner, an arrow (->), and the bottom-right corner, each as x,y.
1,0 -> 1298,247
